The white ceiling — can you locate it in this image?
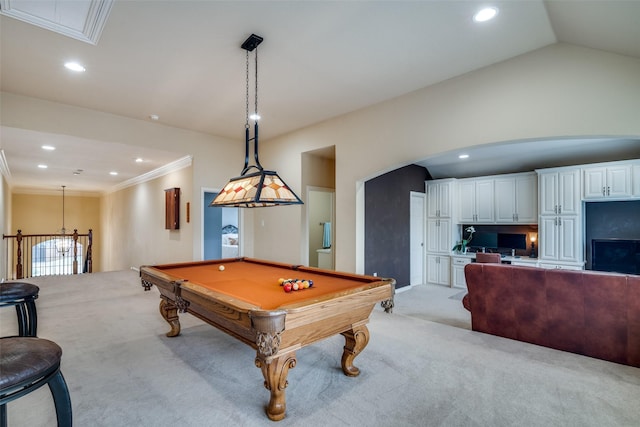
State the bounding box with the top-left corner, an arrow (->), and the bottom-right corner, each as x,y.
1,0 -> 640,192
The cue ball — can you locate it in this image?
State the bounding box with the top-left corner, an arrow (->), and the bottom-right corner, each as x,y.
219,265 -> 225,271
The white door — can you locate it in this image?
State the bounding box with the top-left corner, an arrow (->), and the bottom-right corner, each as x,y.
410,192 -> 425,285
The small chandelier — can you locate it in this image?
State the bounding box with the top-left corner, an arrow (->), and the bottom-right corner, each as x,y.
210,34 -> 303,208
56,185 -> 72,254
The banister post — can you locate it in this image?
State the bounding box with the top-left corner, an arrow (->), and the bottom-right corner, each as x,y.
86,229 -> 93,273
73,229 -> 79,274
16,230 -> 23,279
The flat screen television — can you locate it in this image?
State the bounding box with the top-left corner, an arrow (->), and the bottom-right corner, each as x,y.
592,239 -> 640,274
497,233 -> 527,250
469,232 -> 498,250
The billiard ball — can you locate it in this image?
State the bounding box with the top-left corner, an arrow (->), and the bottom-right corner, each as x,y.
292,283 -> 299,291
219,265 -> 225,271
278,278 -> 285,285
283,283 -> 292,293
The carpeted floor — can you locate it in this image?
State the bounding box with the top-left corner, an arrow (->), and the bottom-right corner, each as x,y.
1,270 -> 639,426
448,290 -> 468,301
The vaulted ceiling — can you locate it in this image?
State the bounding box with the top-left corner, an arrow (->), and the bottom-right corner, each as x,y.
1,0 -> 639,192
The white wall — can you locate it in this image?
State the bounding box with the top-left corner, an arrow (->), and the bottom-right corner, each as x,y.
252,44 -> 640,272
0,173 -> 9,279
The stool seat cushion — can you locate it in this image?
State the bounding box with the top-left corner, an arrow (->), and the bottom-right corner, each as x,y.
0,282 -> 39,303
0,337 -> 62,391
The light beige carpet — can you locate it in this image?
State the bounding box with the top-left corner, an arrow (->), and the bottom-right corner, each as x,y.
1,271 -> 639,426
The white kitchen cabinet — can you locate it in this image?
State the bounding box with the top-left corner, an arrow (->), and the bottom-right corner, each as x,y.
495,173 -> 537,223
538,168 -> 581,216
583,165 -> 632,199
634,165 -> 640,197
451,256 -> 472,289
458,178 -> 494,223
427,179 -> 454,218
537,166 -> 583,268
426,218 -> 452,254
539,216 -> 582,264
427,254 -> 450,286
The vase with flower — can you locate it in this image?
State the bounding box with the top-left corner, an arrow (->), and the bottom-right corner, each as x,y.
452,226 -> 475,254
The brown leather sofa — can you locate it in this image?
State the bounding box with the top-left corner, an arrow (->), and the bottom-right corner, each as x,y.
463,263 -> 640,368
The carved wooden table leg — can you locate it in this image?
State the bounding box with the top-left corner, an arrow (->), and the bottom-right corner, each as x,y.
340,324 -> 370,377
255,352 -> 297,421
159,297 -> 181,337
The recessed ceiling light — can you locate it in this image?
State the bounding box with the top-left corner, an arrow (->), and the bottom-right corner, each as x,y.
135,158 -> 143,163
459,154 -> 470,159
42,145 -> 56,151
110,171 -> 118,176
473,7 -> 498,23
64,61 -> 86,72
149,114 -> 159,121
38,164 -> 48,169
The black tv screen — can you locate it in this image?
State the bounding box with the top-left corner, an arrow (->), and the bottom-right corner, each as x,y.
497,233 -> 527,250
469,232 -> 498,249
592,239 -> 640,274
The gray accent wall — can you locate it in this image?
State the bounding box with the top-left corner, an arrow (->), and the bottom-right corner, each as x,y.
364,165 -> 430,288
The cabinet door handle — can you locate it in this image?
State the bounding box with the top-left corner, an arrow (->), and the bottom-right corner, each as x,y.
558,217 -> 562,226
558,205 -> 562,214
607,186 -> 610,196
554,205 -> 558,214
602,186 -> 606,196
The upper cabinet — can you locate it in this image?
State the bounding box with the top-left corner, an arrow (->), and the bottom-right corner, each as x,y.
458,178 -> 494,223
427,179 -> 454,218
583,164 -> 632,199
538,168 -> 581,216
494,172 -> 538,223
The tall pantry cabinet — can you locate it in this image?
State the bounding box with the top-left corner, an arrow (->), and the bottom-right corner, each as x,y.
426,179 -> 458,285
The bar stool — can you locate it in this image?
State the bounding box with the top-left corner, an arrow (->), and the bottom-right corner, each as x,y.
0,282 -> 39,337
0,337 -> 72,427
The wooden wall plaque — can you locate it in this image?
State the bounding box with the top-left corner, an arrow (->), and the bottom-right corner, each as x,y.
165,188 -> 180,230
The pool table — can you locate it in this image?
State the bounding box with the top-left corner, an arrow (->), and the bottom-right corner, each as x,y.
140,257 -> 395,421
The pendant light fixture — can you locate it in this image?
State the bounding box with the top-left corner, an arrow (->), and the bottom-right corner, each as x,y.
210,34 -> 303,208
56,185 -> 72,254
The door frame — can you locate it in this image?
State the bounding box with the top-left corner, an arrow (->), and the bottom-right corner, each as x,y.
200,187 -> 242,260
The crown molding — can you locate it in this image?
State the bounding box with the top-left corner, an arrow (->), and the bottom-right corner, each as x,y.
0,0 -> 113,45
0,149 -> 12,183
107,155 -> 193,194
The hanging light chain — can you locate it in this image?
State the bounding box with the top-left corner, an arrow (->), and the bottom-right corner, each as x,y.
254,47 -> 259,120
62,185 -> 66,233
245,49 -> 250,128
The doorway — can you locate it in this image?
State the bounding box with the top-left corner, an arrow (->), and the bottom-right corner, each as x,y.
203,190 -> 239,260
307,188 -> 335,269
